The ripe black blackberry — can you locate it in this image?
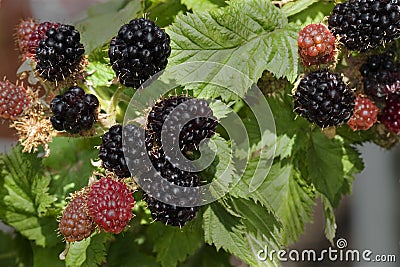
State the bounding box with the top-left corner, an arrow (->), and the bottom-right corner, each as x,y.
35,24 -> 84,81
360,54 -> 400,99
145,96 -> 218,167
50,86 -> 99,134
108,18 -> 171,88
294,70 -> 355,128
99,124 -> 149,178
140,168 -> 201,227
328,0 -> 400,51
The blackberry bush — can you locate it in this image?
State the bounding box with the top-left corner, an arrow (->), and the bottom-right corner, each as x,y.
50,86 -> 99,134
35,24 -> 84,81
108,18 -> 171,88
328,0 -> 400,51
294,70 -> 355,128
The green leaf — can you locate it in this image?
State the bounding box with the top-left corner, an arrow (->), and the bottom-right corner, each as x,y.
181,0 -> 226,11
77,0 -> 143,53
288,1 -> 335,26
65,233 -> 114,267
281,0 -> 319,17
32,243 -> 66,267
146,0 -> 188,27
0,232 -> 33,267
182,244 -> 232,267
0,147 -> 58,247
166,0 -> 299,101
307,131 -> 344,205
146,218 -> 203,267
203,201 -> 278,266
322,195 -> 336,245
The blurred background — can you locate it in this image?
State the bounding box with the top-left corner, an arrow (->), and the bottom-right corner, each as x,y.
0,0 -> 399,266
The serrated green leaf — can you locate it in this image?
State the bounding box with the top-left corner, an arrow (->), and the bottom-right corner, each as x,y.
146,218 -> 203,267
0,147 -> 58,247
65,233 -> 114,267
307,131 -> 344,205
166,0 -> 299,100
146,0 -> 188,27
181,0 -> 226,11
203,202 -> 277,266
77,0 -> 143,53
281,0 -> 319,17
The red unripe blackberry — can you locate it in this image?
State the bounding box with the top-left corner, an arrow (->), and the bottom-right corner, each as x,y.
0,80 -> 31,120
109,18 -> 171,88
381,95 -> 400,134
294,70 -> 355,128
50,86 -> 99,134
27,21 -> 59,58
15,18 -> 38,60
35,24 -> 84,81
298,23 -> 336,66
87,177 -> 135,234
59,194 -> 95,242
347,95 -> 378,131
328,0 -> 400,51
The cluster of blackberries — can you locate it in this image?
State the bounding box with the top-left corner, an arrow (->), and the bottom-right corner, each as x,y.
99,96 -> 218,226
109,18 -> 171,88
328,0 -> 400,51
35,24 -> 84,81
294,70 -> 355,128
50,86 -> 99,134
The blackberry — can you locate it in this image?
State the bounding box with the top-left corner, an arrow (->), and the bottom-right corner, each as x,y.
294,70 -> 355,128
145,96 -> 218,167
108,18 -> 171,88
87,177 -> 135,234
99,124 -> 149,178
15,18 -> 38,60
140,168 -> 201,227
0,80 -> 31,120
381,95 -> 400,134
360,54 -> 400,99
27,21 -> 59,58
58,193 -> 95,242
347,95 -> 378,131
297,23 -> 336,66
50,86 -> 99,134
328,0 -> 400,51
35,24 -> 84,81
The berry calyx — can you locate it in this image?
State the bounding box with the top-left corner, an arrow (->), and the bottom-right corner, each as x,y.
58,193 -> 95,242
0,80 -> 31,120
50,86 -> 99,134
347,95 -> 378,131
381,95 -> 400,134
87,177 -> 135,234
294,70 -> 355,128
35,24 -> 84,81
109,18 -> 171,88
298,23 -> 336,66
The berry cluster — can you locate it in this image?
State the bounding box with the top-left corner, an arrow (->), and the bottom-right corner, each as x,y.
50,86 -> 99,134
294,70 -> 355,128
109,18 -> 171,88
28,21 -> 60,58
59,177 -> 135,242
35,24 -> 84,81
297,23 -> 336,66
0,80 -> 31,120
328,0 -> 400,51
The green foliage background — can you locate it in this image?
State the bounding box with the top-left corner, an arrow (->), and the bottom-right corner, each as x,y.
0,0 -> 378,266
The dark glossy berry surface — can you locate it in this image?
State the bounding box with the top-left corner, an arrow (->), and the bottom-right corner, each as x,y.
35,24 -> 84,81
328,0 -> 400,51
50,86 -> 99,133
109,18 -> 171,88
294,70 -> 355,128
